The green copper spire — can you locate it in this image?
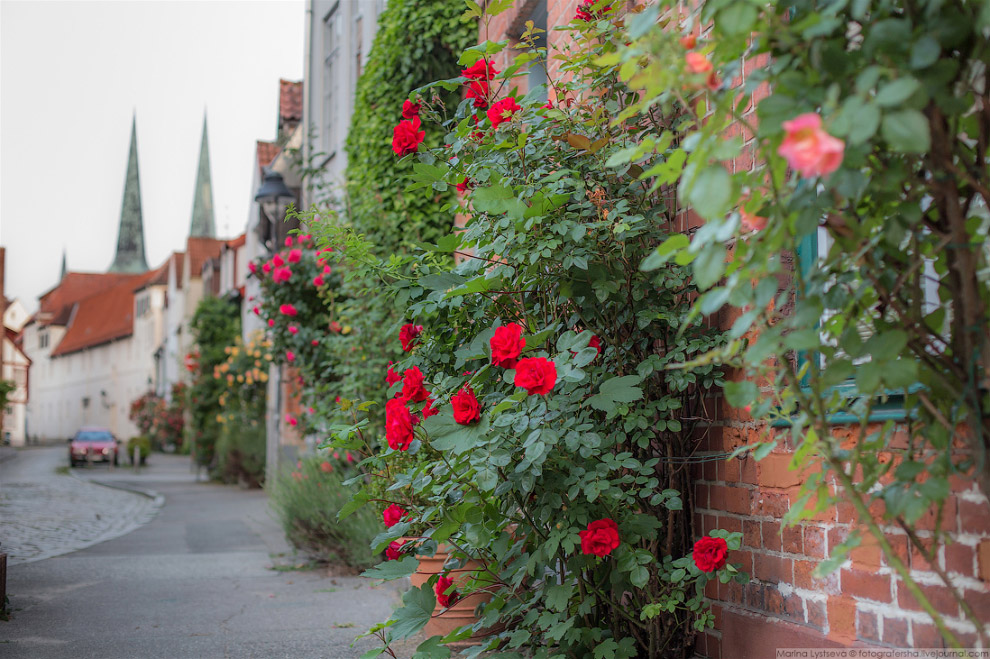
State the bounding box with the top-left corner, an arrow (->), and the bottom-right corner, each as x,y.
60,248 -> 67,280
109,116 -> 149,273
189,114 -> 216,237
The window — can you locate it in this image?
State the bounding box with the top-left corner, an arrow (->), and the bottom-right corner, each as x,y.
322,6 -> 342,157
136,294 -> 150,318
39,331 -> 49,349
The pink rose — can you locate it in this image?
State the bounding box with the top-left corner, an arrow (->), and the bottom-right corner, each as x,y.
279,304 -> 298,316
313,276 -> 324,287
286,350 -> 295,363
288,325 -> 298,335
777,113 -> 845,178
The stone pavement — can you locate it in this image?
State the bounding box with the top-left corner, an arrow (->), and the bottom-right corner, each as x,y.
0,447 -> 161,565
0,448 -> 421,658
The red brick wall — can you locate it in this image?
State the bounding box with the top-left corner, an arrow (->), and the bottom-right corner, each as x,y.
481,2 -> 990,655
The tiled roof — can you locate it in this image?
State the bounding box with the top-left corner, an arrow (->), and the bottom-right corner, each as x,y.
279,79 -> 303,122
134,259 -> 171,291
38,272 -> 136,327
226,234 -> 246,249
50,271 -> 155,357
257,140 -> 280,171
186,236 -> 224,279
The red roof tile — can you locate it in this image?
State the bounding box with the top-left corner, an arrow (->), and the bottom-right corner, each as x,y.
186,237 -> 224,279
279,79 -> 303,122
257,140 -> 280,171
38,272 -> 137,327
50,271 -> 156,357
226,234 -> 246,249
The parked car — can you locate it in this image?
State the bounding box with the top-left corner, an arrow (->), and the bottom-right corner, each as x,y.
68,427 -> 119,467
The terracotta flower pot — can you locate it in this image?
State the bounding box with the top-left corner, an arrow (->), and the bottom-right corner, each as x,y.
402,540 -> 497,648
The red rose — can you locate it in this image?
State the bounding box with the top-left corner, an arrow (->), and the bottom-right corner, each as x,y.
385,397 -> 416,451
487,97 -> 522,128
451,387 -> 481,425
279,304 -> 298,316
490,323 -> 526,368
402,99 -> 421,119
392,116 -> 425,156
575,0 -> 611,21
272,254 -> 285,267
462,59 -> 498,81
399,324 -> 423,352
386,362 -> 401,387
435,574 -> 458,608
456,177 -> 471,194
287,248 -> 302,263
693,536 -> 729,572
579,518 -> 620,557
401,366 -> 430,402
383,504 -> 405,528
422,397 -> 439,419
465,79 -> 490,108
386,540 -> 406,560
320,461 -> 333,473
589,335 -> 602,355
513,357 -> 557,396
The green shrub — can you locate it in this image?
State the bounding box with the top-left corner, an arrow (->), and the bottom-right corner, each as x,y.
215,414 -> 266,488
126,436 -> 151,465
270,456 -> 379,570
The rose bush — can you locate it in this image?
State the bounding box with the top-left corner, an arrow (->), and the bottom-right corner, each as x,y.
311,3 -> 745,656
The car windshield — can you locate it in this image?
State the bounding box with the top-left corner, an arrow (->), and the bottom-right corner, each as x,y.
75,432 -> 113,442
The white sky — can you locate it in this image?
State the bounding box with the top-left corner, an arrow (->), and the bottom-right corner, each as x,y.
0,0 -> 305,312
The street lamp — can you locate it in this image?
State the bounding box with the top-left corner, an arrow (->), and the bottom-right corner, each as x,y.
254,168 -> 295,224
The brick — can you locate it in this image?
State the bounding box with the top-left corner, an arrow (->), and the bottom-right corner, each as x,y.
740,456 -> 758,484
794,559 -> 839,593
804,526 -> 826,559
722,580 -> 744,605
722,457 -> 741,483
857,608 -> 879,642
911,543 -> 936,573
752,490 -> 792,517
720,516 -> 742,534
784,593 -> 804,622
963,587 -> 990,623
979,539 -> 990,583
706,632 -> 721,659
722,486 -> 752,515
944,542 -> 975,578
911,622 -> 948,649
754,553 -> 792,584
704,514 -> 718,536
826,596 -> 857,643
916,495 -> 958,533
703,459 -> 718,481
896,581 -> 959,618
883,533 -> 910,569
959,498 -> 990,535
729,549 -> 753,574
806,598 -> 827,630
849,534 -> 883,570
758,452 -> 803,489
840,568 -> 892,603
705,578 -> 719,600
743,520 -> 761,549
745,582 -> 766,611
762,521 -> 782,552
883,617 -> 909,647
695,483 -> 709,509
782,525 -> 803,554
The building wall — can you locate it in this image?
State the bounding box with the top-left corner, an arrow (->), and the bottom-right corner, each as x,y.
2,336 -> 29,446
301,0 -> 385,208
485,1 -> 990,654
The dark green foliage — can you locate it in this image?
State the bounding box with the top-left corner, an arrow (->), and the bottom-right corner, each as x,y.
187,296 -> 241,469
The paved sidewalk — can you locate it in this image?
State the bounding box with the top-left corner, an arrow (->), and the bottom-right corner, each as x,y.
0,447 -> 160,565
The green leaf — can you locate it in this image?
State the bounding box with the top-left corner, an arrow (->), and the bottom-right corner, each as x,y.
629,565 -> 650,588
684,166 -> 732,221
587,375 -> 644,412
692,243 -> 726,290
717,3 -> 758,35
390,584 -> 436,639
338,490 -> 370,520
412,636 -> 451,659
361,555 -> 419,580
640,234 -> 689,271
724,380 -> 757,408
546,584 -> 573,612
876,77 -> 921,107
881,110 -> 931,153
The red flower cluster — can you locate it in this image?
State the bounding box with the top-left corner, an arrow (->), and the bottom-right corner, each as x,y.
575,0 -> 611,21
402,99 -> 421,120
422,397 -> 439,419
272,267 -> 292,283
451,386 -> 481,425
392,116 -> 425,156
580,518 -> 620,557
514,357 -> 557,395
386,540 -> 406,561
385,361 -> 402,387
279,303 -> 298,316
487,97 -> 522,129
693,536 -> 728,572
383,504 -> 405,528
435,574 -> 458,608
462,59 -> 498,109
399,324 -> 423,352
385,397 -> 416,451
401,366 -> 430,402
490,323 -> 526,368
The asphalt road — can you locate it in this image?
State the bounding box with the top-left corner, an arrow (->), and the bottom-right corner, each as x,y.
0,448 -> 403,658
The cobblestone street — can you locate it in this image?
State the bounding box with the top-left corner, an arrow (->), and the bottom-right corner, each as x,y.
0,447 -> 160,565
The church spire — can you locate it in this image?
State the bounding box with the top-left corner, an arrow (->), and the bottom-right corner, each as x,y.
189,113 -> 216,238
108,116 -> 149,273
60,248 -> 67,280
